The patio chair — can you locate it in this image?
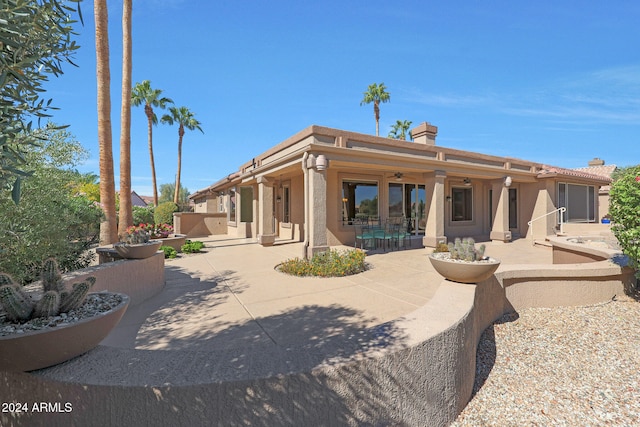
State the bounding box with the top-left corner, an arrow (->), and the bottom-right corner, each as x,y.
354,224 -> 375,249
376,221 -> 400,251
398,219 -> 411,249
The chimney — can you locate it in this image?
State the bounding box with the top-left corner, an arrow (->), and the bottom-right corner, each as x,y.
411,122 -> 438,145
588,157 -> 605,166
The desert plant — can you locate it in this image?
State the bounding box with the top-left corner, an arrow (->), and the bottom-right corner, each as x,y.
181,240 -> 205,253
0,259 -> 95,323
154,201 -> 179,225
119,225 -> 151,244
433,242 -> 450,253
447,237 -> 486,261
132,206 -> 155,225
160,245 -> 177,259
278,249 -> 367,277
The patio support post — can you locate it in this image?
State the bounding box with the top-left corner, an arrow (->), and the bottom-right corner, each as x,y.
257,176 -> 276,246
490,180 -> 512,243
305,154 -> 329,258
423,170 -> 447,248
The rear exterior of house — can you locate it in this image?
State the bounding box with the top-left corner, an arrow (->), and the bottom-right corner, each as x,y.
188,123 -> 611,257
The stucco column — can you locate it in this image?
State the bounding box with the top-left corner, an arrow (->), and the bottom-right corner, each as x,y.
305,155 -> 329,258
423,170 -> 447,248
257,177 -> 276,246
490,181 -> 512,243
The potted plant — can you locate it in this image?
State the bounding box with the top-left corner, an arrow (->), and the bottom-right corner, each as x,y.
428,237 -> 501,284
601,214 -> 611,224
113,225 -> 162,259
0,259 -> 129,371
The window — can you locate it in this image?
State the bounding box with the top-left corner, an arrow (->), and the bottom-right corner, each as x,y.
282,185 -> 290,223
218,195 -> 225,213
240,186 -> 253,222
229,188 -> 236,222
342,180 -> 378,224
558,182 -> 596,223
452,187 -> 472,221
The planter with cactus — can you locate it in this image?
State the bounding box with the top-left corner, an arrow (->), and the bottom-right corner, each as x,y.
0,259 -> 129,371
114,225 -> 162,259
428,237 -> 500,284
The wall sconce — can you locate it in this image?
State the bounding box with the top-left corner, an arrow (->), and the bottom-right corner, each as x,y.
276,196 -> 282,202
315,154 -> 328,171
463,177 -> 471,186
504,176 -> 512,187
446,196 -> 452,202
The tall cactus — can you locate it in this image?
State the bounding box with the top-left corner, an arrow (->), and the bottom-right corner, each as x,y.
447,237 -> 487,261
0,259 -> 97,323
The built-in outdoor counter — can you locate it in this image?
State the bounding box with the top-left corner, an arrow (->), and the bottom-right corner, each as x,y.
547,235 -> 622,264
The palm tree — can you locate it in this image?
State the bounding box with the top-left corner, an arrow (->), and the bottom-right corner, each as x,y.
360,82 -> 390,136
160,106 -> 203,204
94,0 -> 117,245
118,0 -> 133,236
131,80 -> 173,206
388,120 -> 413,141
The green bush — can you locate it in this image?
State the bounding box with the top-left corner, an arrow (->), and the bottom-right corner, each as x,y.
160,245 -> 177,259
609,165 -> 640,279
181,240 -> 205,253
278,249 -> 366,277
154,201 -> 178,226
132,206 -> 154,225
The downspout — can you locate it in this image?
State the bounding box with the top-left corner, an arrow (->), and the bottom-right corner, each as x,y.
302,152 -> 309,259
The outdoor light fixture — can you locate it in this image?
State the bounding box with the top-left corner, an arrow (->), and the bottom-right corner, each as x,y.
504,176 -> 512,187
315,154 -> 328,171
446,196 -> 452,202
394,172 -> 403,181
463,177 -> 471,186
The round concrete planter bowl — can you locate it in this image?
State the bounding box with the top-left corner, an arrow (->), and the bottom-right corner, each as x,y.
113,241 -> 162,259
0,293 -> 129,372
428,253 -> 501,284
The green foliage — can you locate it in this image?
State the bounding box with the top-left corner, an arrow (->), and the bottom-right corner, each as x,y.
0,126 -> 103,283
181,240 -> 204,253
433,242 -> 450,253
160,245 -> 177,259
159,183 -> 190,207
154,201 -> 179,225
132,206 -> 155,225
278,249 -> 367,277
609,165 -> 640,278
0,0 -> 82,200
447,237 -> 487,261
0,259 -> 95,323
388,120 -> 413,140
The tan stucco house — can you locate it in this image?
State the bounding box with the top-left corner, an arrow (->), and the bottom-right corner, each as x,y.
188,122 -> 610,257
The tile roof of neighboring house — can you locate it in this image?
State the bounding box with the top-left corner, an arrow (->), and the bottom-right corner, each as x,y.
537,165 -> 613,183
573,164 -> 617,193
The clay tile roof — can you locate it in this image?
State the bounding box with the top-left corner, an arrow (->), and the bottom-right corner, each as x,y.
537,165 -> 612,183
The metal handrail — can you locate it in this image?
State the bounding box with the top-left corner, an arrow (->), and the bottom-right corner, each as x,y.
527,207 -> 566,243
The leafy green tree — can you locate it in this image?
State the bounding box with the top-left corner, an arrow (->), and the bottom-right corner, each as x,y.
131,80 -> 173,206
0,125 -> 103,284
159,182 -> 190,208
154,201 -> 179,226
0,0 -> 82,202
388,120 -> 413,140
132,205 -> 155,225
360,83 -> 390,136
609,165 -> 640,279
160,106 -> 203,204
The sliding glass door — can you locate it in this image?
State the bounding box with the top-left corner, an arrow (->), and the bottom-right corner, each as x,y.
388,183 -> 426,235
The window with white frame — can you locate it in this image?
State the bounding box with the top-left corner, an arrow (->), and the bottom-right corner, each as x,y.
557,182 -> 596,222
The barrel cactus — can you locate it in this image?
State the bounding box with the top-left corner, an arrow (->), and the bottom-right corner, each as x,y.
0,259 -> 96,323
447,237 -> 487,261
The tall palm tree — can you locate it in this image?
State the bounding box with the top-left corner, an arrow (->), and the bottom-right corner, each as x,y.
360,82 -> 390,136
160,106 -> 203,204
118,0 -> 133,236
131,80 -> 173,206
388,120 -> 413,141
94,0 -> 117,245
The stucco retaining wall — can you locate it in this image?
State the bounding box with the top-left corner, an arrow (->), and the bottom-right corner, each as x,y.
173,212 -> 227,237
0,255 -> 633,426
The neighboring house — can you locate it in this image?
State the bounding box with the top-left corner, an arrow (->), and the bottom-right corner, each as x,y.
130,191 -> 150,207
189,122 -> 610,257
573,158 -> 617,221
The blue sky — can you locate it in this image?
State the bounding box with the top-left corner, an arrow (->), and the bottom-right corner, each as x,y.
45,0 -> 640,197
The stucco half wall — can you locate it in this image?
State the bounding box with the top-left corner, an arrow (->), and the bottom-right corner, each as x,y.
0,260 -> 632,427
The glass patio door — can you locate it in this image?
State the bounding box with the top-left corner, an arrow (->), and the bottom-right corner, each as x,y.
406,185 -> 426,235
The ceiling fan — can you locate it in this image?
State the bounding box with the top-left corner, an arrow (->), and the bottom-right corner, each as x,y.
387,172 -> 403,181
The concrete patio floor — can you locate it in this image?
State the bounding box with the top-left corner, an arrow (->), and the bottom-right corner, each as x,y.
37,236 -> 553,386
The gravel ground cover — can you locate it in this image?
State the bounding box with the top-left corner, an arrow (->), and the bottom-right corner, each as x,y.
453,294 -> 640,426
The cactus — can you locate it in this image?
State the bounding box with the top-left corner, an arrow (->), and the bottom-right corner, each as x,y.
59,279 -> 94,313
447,237 -> 487,261
0,258 -> 98,323
41,258 -> 64,293
0,285 -> 35,322
34,291 -> 60,318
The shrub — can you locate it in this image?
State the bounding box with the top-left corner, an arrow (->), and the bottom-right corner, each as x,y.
160,246 -> 177,259
132,206 -> 154,225
433,242 -> 450,253
181,240 -> 205,253
278,249 -> 366,277
154,201 -> 178,226
609,165 -> 640,279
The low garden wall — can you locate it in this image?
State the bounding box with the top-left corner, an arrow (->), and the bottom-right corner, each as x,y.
173,212 -> 227,237
0,247 -> 634,426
